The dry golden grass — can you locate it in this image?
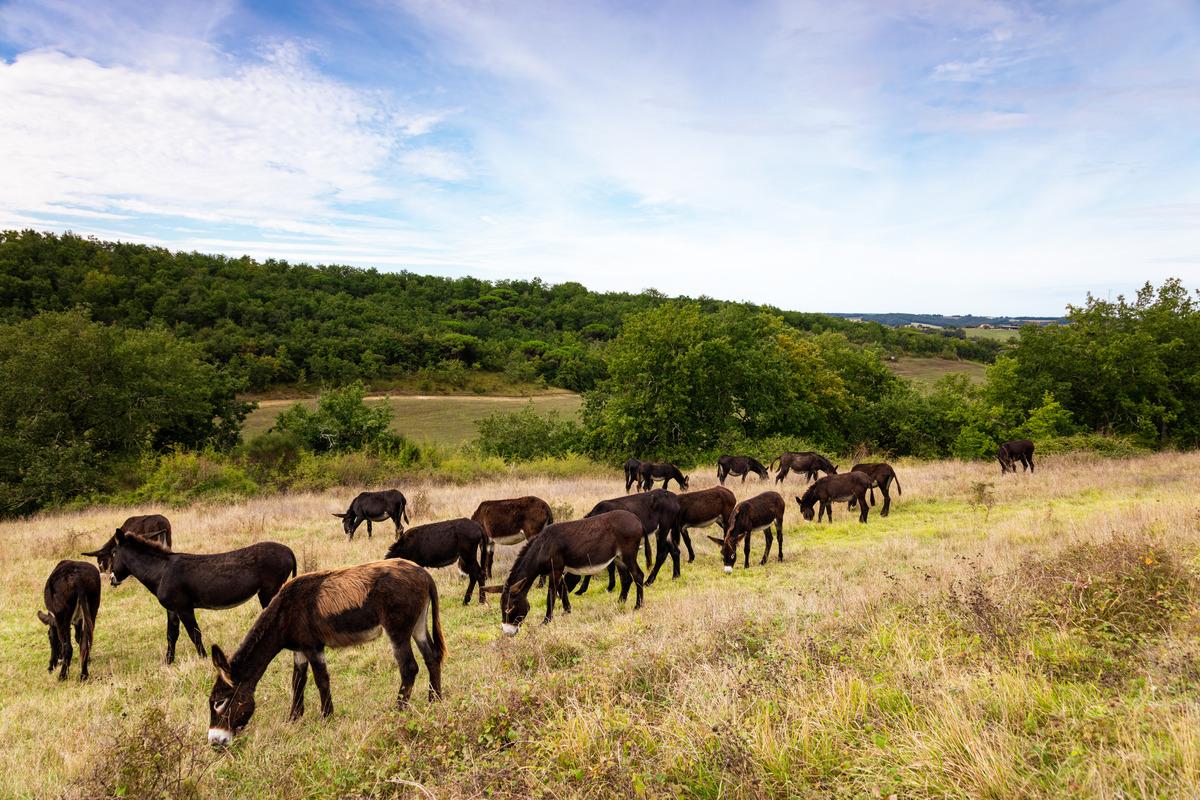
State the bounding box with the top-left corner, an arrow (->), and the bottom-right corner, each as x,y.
2,453 -> 1199,798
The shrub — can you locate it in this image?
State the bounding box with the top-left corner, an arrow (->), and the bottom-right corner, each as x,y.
243,430 -> 305,476
124,451 -> 259,504
78,707 -> 203,800
475,405 -> 584,462
271,382 -> 398,452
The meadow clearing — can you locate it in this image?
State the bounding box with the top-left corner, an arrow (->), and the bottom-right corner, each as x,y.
2,452 -> 1198,799
242,393 -> 584,445
883,357 -> 989,384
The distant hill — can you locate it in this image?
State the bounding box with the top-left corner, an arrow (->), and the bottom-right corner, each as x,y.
826,313 -> 1066,328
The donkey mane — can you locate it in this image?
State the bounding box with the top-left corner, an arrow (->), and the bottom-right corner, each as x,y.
507,534 -> 546,580
230,595 -> 283,668
798,482 -> 820,506
118,533 -> 172,555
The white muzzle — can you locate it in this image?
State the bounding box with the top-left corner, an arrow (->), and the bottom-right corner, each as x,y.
207,727 -> 232,747
723,566 -> 733,574
501,623 -> 519,637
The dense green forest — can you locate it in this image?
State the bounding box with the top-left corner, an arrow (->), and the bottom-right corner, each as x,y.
0,230 -> 1000,393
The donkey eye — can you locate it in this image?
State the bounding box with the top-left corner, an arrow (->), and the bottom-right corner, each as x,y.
214,699 -> 229,714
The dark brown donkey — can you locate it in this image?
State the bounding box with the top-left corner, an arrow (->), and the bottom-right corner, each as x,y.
38,560 -> 101,680
771,452 -> 838,484
998,439 -> 1036,474
471,496 -> 554,579
206,559 -> 444,747
716,455 -> 769,484
484,511 -> 645,635
796,472 -> 873,523
82,513 -> 173,574
576,489 -> 682,591
848,463 -> 903,516
624,458 -> 647,492
709,492 -> 785,572
637,462 -> 689,492
385,518 -> 487,605
675,486 -> 736,562
109,532 -> 297,663
333,489 -> 410,540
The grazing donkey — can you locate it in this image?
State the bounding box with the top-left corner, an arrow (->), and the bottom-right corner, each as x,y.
771,452 -> 838,484
207,559 -> 444,747
796,472 -> 873,524
623,459 -> 647,492
333,490 -> 410,540
484,511 -> 644,635
998,439 -> 1036,474
38,560 -> 101,681
471,496 -> 554,579
581,489 -> 682,589
716,455 -> 769,485
109,532 -> 297,663
637,462 -> 689,492
82,513 -> 173,575
385,518 -> 487,605
675,486 -> 736,562
709,492 -> 785,572
848,463 -> 903,516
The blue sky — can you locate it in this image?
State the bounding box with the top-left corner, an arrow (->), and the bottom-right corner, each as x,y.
1,0 -> 1197,314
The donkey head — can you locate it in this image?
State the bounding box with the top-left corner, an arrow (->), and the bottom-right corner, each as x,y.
484,577 -> 530,635
81,533 -> 119,574
707,534 -> 742,573
332,512 -> 356,538
997,447 -> 1014,474
207,645 -> 255,747
107,530 -> 132,587
680,474 -> 690,490
795,495 -> 817,522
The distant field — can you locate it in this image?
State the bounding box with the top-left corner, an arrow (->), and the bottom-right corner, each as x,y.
964,327 -> 1018,341
885,357 -> 988,383
243,393 -> 583,445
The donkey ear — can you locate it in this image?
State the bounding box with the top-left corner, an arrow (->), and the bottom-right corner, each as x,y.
211,645 -> 233,683
706,535 -> 725,547
81,549 -> 102,558
482,585 -> 504,594
114,530 -> 126,544
509,577 -> 529,595
794,497 -> 803,505
332,512 -> 347,518
37,610 -> 54,625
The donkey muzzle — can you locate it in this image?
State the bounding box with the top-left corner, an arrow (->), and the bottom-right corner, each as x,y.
501,623 -> 519,637
723,566 -> 733,575
207,727 -> 233,748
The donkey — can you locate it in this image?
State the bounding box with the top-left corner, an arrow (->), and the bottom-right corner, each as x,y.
38,560 -> 101,681
796,472 -> 873,523
385,518 -> 487,605
716,455 -> 769,485
709,492 -> 785,572
848,463 -> 903,516
998,439 -> 1036,474
577,489 -> 682,591
771,452 -> 838,484
207,559 -> 444,747
109,532 -> 297,663
623,458 -> 647,492
333,489 -> 410,540
471,496 -> 554,579
82,513 -> 173,575
637,462 -> 689,492
675,486 -> 736,562
483,511 -> 644,636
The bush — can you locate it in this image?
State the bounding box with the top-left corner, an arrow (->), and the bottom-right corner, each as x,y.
1035,434 -> 1148,458
244,430 -> 305,477
123,451 -> 258,505
271,382 -> 400,452
475,405 -> 584,462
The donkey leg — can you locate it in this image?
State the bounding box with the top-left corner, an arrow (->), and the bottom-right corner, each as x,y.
859,496 -> 869,523
178,607 -> 206,657
311,651 -> 334,716
627,557 -> 645,610
574,575 -> 590,595
410,608 -> 442,702
760,529 -> 773,565
558,573 -> 572,615
391,639 -> 419,709
165,611 -> 180,664
881,486 -> 891,517
606,562 -> 617,592
743,533 -> 751,569
681,528 -> 695,562
645,530 -> 672,585
776,521 -> 784,561
616,563 -> 632,603
542,569 -> 559,625
290,652 -> 310,720
642,532 -> 652,569
58,628 -> 73,681
366,519 -> 373,539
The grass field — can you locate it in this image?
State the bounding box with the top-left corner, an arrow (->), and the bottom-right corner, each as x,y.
3,453 -> 1199,799
884,356 -> 989,383
242,393 -> 584,445
964,327 -> 1019,342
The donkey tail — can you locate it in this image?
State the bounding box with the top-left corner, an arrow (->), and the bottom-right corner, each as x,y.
894,476 -> 902,495
427,577 -> 446,664
75,583 -> 95,642
403,506 -> 411,524
769,456 -> 781,472
289,550 -> 298,578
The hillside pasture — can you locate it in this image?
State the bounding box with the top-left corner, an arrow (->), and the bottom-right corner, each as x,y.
242,393 -> 583,445
1,453 -> 1198,798
964,327 -> 1019,342
884,356 -> 989,383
